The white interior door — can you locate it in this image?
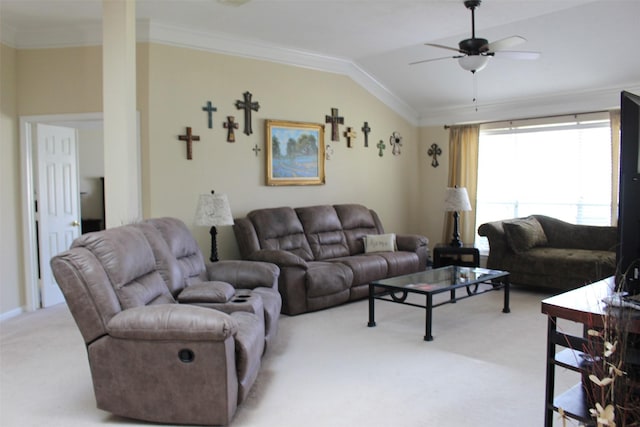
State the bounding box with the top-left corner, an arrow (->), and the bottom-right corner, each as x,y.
35,123 -> 81,307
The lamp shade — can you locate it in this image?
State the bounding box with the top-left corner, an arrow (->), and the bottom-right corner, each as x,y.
458,55 -> 490,72
444,187 -> 472,212
194,193 -> 234,227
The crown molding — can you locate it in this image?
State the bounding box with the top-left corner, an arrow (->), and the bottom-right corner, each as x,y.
419,83 -> 640,127
4,20 -> 636,128
2,19 -> 419,125
143,22 -> 420,125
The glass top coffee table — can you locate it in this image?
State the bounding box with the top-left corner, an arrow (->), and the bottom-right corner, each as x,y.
368,266 -> 510,341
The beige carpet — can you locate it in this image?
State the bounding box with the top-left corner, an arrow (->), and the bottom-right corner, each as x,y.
0,287 -> 582,427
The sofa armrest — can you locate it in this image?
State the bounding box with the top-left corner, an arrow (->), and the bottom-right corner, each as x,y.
477,221 -> 509,256
206,260 -> 280,290
106,304 -> 237,341
246,249 -> 309,269
396,234 -> 429,252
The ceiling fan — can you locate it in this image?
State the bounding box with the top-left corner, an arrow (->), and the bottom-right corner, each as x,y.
410,0 -> 540,73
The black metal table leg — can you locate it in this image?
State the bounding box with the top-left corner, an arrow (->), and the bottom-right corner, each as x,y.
367,283 -> 376,327
502,278 -> 511,313
544,316 -> 556,427
424,293 -> 434,341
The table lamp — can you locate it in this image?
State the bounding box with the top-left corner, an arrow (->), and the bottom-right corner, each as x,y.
194,191 -> 234,262
444,186 -> 472,247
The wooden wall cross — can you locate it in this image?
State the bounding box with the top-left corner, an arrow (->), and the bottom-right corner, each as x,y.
361,121 -> 371,147
224,116 -> 239,142
376,140 -> 386,157
343,127 -> 357,148
427,143 -> 442,167
202,101 -> 217,129
235,91 -> 260,135
325,108 -> 344,142
252,144 -> 261,156
178,127 -> 200,160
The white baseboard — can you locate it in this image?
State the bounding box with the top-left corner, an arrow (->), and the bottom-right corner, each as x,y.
0,307 -> 25,322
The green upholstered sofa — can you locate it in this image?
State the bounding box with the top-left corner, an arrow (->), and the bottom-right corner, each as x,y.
478,215 -> 617,291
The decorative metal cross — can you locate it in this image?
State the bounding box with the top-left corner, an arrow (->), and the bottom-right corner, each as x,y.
325,108 -> 344,142
376,140 -> 386,157
235,91 -> 260,135
224,116 -> 239,142
252,144 -> 261,156
427,143 -> 442,167
389,131 -> 402,155
202,101 -> 217,129
178,127 -> 200,160
343,127 -> 357,148
361,121 -> 371,147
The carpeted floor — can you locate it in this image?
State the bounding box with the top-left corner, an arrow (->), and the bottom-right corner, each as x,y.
0,286 -> 582,426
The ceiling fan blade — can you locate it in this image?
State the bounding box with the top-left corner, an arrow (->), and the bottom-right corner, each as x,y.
425,43 -> 462,53
485,35 -> 526,53
409,55 -> 461,66
497,51 -> 541,60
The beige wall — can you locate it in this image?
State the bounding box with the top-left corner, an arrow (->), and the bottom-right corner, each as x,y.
1,41 -> 450,317
418,126 -> 451,247
1,44 -> 23,315
146,44 -> 422,259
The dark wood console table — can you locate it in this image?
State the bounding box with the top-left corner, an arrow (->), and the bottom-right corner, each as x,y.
541,277 -> 640,426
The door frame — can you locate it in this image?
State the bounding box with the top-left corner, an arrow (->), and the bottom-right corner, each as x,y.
20,113 -> 103,311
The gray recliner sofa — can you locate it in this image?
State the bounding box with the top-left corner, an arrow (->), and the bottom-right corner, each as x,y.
50,217 -> 281,426
234,203 -> 429,315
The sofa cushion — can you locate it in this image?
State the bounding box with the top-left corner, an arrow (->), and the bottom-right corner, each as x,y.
334,204 -> 381,254
177,281 -> 236,303
296,205 -> 350,260
332,255 -> 389,286
72,226 -> 175,309
248,207 -> 314,261
506,247 -> 616,285
364,233 -> 396,253
373,251 -> 420,277
503,216 -> 548,253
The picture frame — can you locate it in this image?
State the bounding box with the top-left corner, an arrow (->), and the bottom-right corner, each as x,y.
265,120 -> 325,186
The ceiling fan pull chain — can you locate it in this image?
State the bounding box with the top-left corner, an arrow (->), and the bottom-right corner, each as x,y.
473,72 -> 479,112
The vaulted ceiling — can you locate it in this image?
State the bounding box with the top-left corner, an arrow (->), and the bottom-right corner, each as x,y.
2,0 -> 639,125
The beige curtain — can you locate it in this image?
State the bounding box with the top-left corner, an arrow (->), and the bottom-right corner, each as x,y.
609,109 -> 620,226
443,125 -> 480,245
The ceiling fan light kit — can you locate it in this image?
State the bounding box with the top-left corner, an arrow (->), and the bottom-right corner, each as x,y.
411,0 -> 539,74
458,55 -> 489,73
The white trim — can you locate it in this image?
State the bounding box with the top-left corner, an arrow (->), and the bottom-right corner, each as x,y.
144,22 -> 420,125
0,307 -> 25,322
20,113 -> 104,312
420,83 -> 640,126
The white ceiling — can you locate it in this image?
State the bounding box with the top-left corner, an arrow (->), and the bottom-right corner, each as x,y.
2,0 -> 640,125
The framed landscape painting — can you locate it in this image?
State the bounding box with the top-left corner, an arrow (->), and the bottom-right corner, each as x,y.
265,120 -> 325,186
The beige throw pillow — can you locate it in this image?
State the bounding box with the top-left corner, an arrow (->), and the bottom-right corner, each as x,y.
364,233 -> 396,253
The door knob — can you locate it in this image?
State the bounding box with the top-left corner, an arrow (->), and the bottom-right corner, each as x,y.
71,220 -> 80,227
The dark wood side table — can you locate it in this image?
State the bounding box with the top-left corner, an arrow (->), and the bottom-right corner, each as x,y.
432,244 -> 480,268
541,278 -> 640,427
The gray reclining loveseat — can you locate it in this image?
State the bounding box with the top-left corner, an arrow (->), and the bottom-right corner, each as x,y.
234,204 -> 429,315
50,217 -> 281,426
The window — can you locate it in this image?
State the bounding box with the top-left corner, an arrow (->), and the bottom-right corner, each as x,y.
475,113 -> 613,253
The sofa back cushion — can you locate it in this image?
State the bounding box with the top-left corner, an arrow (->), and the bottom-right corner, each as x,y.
144,218 -> 207,287
248,207 -> 314,261
334,204 -> 383,255
71,225 -> 176,309
296,205 -> 349,260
